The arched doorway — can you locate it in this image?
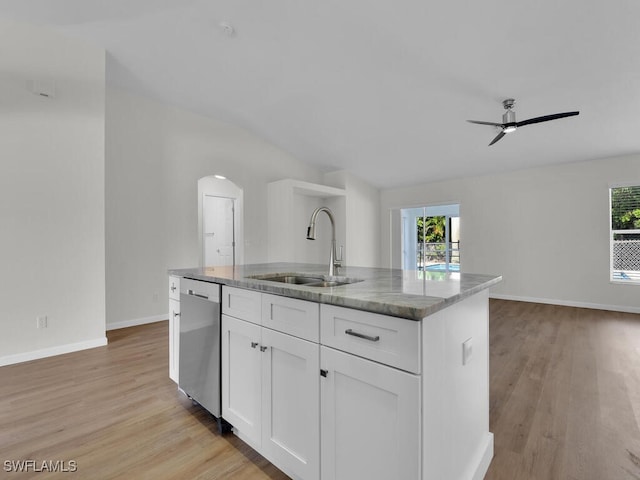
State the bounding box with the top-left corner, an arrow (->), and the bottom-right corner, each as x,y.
197,176 -> 244,267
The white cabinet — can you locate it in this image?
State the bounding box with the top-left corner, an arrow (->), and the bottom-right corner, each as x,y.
222,285 -> 262,322
320,304 -> 421,374
262,293 -> 319,342
186,281 -> 491,480
222,286 -> 424,480
320,346 -> 421,480
319,304 -> 422,480
320,347 -> 420,480
222,287 -> 320,480
168,276 -> 180,383
221,314 -> 262,446
261,327 -> 319,480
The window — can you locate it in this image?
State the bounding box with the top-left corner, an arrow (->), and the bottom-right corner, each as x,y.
610,185 -> 640,283
400,204 -> 460,272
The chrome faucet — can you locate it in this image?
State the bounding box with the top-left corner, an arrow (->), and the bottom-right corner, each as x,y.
306,207 -> 342,276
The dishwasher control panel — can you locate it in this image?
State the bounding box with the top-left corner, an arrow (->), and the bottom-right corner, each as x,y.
181,278 -> 221,302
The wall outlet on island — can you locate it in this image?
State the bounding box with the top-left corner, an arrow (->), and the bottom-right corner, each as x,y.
462,337 -> 473,365
36,316 -> 48,329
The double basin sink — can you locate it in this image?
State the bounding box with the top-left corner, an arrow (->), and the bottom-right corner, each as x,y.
247,273 -> 363,288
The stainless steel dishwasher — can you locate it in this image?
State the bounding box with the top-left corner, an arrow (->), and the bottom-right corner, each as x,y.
179,278 -> 226,427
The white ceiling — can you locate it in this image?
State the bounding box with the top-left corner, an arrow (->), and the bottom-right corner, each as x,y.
1,0 -> 639,188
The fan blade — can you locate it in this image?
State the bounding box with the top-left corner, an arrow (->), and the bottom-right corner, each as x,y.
516,111 -> 579,127
488,131 -> 506,146
467,120 -> 504,127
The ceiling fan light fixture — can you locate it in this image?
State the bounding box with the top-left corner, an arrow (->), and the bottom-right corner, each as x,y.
503,125 -> 517,133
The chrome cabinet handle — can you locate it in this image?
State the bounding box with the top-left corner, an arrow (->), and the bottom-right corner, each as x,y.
251,342 -> 259,349
345,329 -> 380,342
173,312 -> 180,318
260,346 -> 268,352
170,285 -> 176,292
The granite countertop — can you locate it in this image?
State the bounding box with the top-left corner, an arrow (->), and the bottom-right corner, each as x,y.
169,262 -> 501,321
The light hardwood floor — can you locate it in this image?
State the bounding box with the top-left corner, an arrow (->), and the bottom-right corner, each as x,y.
1,300 -> 639,479
485,300 -> 640,480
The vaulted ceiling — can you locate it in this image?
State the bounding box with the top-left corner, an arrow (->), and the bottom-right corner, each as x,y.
1,0 -> 639,188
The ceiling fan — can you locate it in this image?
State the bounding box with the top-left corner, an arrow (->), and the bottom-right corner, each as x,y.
467,99 -> 579,146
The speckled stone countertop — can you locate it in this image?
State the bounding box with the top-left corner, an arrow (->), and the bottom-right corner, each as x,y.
169,263 -> 501,321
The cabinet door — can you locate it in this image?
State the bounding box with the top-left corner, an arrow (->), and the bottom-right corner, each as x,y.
261,328 -> 320,480
222,315 -> 262,448
320,346 -> 421,480
169,298 -> 180,383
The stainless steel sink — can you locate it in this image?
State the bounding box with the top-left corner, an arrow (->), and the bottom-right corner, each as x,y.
305,280 -> 347,287
247,273 -> 362,288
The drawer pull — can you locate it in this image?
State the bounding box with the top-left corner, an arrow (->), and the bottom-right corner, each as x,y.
345,329 -> 380,342
251,342 -> 259,349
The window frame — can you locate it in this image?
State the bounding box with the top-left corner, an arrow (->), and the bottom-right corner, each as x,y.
400,204 -> 460,273
609,182 -> 640,285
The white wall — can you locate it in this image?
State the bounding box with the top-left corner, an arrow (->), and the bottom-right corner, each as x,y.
381,154 -> 640,312
324,171 -> 380,267
105,88 -> 324,328
265,171 -> 380,269
0,20 -> 106,364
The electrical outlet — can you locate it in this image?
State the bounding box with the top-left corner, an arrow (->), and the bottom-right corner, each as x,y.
462,337 -> 473,365
37,316 -> 48,329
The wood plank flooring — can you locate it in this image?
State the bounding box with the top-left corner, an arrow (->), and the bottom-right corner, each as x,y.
485,301 -> 640,480
0,323 -> 289,480
0,300 -> 639,479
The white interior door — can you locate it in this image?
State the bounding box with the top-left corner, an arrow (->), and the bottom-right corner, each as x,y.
204,195 -> 235,266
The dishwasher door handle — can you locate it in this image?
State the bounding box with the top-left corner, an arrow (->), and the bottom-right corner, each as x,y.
187,290 -> 209,300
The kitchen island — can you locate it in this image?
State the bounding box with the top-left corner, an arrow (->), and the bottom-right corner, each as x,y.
169,262 -> 501,480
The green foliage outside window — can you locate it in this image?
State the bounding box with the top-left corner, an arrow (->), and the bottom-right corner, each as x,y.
611,186 -> 640,231
416,216 -> 445,242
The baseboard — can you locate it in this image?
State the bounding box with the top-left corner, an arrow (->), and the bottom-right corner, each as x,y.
106,313 -> 168,331
471,432 -> 494,480
0,337 -> 108,367
490,293 -> 640,314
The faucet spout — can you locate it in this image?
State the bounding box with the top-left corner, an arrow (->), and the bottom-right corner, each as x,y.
306,207 -> 342,276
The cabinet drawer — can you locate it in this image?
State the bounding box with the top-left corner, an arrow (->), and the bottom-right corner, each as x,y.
320,305 -> 421,374
262,294 -> 319,342
169,276 -> 180,301
222,286 -> 262,324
